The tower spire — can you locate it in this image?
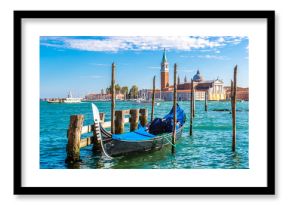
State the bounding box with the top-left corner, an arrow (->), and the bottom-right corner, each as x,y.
162,48 -> 167,63
160,49 -> 169,91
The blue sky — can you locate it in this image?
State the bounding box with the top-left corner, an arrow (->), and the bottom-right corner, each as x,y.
40,36 -> 248,98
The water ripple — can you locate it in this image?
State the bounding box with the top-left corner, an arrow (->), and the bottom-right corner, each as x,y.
40,101 -> 248,169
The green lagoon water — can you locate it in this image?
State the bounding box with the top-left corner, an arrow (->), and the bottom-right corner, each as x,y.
40,101 -> 249,169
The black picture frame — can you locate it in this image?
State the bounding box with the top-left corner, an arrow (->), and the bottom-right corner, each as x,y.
14,10 -> 275,195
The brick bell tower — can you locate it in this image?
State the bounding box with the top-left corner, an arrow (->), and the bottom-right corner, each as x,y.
160,49 -> 169,91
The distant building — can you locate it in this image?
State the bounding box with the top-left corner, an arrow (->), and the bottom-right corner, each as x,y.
84,93 -> 124,101
225,87 -> 249,101
147,49 -> 227,101
138,89 -> 162,100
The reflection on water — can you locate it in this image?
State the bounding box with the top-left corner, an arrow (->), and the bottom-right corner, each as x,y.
40,101 -> 249,169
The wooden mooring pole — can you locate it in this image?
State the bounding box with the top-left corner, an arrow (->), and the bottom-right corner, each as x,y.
99,113 -> 105,122
111,62 -> 115,134
66,115 -> 84,163
139,108 -> 148,127
66,107 -> 154,161
193,87 -> 195,117
231,65 -> 237,152
115,110 -> 125,134
151,76 -> 156,122
172,63 -> 177,154
190,78 -> 194,136
129,109 -> 139,131
205,91 -> 208,112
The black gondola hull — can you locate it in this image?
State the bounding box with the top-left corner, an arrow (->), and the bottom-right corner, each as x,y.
102,127 -> 183,157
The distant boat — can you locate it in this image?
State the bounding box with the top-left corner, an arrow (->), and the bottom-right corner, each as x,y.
47,91 -> 82,104
135,99 -> 161,106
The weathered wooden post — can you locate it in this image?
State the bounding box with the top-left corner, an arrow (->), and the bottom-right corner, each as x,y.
100,112 -> 105,122
205,91 -> 208,111
193,87 -> 195,118
66,115 -> 84,163
130,109 -> 139,131
151,75 -> 156,122
231,65 -> 238,152
115,110 -> 125,134
111,62 -> 115,134
172,63 -> 177,154
190,78 -> 194,136
139,108 -> 148,127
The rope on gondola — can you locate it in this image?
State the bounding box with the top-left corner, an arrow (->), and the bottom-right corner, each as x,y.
161,134 -> 176,147
99,133 -> 113,159
94,124 -> 113,160
159,127 -> 183,147
100,126 -> 113,159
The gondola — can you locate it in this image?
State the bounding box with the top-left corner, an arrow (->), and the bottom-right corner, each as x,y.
92,103 -> 186,157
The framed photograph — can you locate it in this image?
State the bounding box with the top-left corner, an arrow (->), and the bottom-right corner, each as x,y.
14,10 -> 275,195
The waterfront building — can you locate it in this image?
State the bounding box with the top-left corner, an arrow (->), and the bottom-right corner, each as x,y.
225,87 -> 249,101
147,49 -> 227,101
85,49 -> 249,102
84,93 -> 124,101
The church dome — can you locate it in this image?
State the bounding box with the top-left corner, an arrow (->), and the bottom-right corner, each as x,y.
193,70 -> 204,82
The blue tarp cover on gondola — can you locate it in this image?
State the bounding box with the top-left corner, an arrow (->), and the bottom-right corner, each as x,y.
112,104 -> 186,141
163,104 -> 186,126
148,104 -> 186,135
112,126 -> 156,141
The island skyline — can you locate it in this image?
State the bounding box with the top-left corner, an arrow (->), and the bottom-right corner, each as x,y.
40,36 -> 249,98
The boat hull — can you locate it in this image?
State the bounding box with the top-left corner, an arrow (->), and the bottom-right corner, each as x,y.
103,127 -> 183,157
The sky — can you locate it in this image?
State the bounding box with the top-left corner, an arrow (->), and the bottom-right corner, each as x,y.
40,36 -> 248,98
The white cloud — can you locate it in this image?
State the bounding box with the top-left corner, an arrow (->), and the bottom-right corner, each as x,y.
40,42 -> 64,48
224,36 -> 245,45
217,37 -> 225,43
66,38 -> 129,52
41,36 -> 246,52
179,55 -> 195,58
198,55 -> 229,60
